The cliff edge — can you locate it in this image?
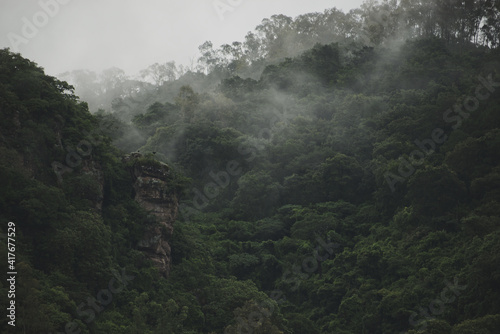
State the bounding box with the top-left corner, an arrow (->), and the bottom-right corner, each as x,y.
123,152 -> 179,277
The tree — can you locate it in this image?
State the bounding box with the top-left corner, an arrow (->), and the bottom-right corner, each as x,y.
140,62 -> 177,87
231,170 -> 282,220
316,154 -> 364,203
198,41 -> 221,74
224,300 -> 285,334
175,85 -> 199,122
452,314 -> 500,333
406,166 -> 467,218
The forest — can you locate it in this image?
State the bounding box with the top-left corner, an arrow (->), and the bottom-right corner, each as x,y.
1,0 -> 500,333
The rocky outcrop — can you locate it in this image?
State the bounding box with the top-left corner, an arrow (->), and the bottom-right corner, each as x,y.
123,153 -> 179,277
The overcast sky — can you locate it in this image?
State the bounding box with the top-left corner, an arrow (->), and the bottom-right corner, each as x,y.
0,0 -> 365,77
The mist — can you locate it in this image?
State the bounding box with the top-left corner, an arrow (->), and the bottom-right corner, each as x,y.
1,0 -> 499,333
0,0 -> 365,77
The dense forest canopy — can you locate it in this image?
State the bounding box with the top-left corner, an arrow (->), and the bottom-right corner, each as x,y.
1,0 -> 500,333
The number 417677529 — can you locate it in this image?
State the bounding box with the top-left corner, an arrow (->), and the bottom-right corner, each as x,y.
7,222 -> 15,271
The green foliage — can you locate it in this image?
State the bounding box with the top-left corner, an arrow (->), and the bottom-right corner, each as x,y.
230,170 -> 282,219
407,166 -> 467,218
132,102 -> 180,136
2,6 -> 500,332
452,314 -> 500,334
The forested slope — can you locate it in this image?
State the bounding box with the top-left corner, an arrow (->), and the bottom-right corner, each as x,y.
1,1 -> 500,333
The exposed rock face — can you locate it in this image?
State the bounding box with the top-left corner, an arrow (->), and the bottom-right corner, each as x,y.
123,153 -> 179,277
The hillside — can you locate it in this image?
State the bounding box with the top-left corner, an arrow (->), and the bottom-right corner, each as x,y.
1,1 -> 500,333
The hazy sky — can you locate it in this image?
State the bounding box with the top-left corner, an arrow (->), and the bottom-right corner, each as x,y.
0,0 -> 365,77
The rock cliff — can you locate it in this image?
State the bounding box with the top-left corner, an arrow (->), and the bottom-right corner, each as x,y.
123,153 -> 179,277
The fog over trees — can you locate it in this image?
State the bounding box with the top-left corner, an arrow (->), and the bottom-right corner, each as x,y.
1,0 -> 500,333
